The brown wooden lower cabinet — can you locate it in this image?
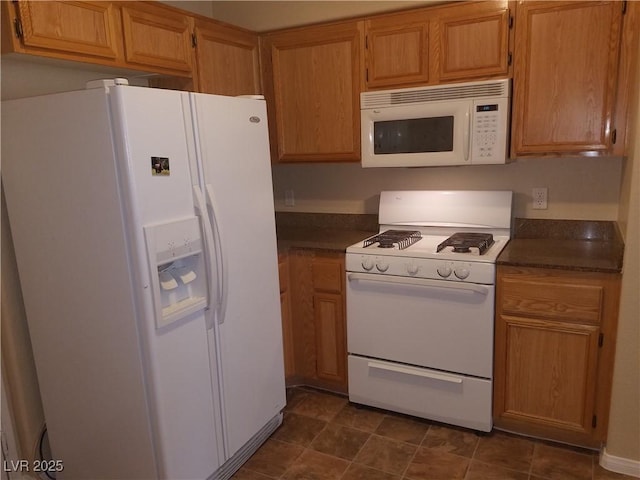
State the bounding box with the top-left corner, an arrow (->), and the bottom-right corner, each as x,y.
278,252 -> 295,379
493,265 -> 621,448
278,249 -> 348,394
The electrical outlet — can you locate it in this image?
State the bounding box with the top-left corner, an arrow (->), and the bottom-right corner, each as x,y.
532,187 -> 548,210
284,189 -> 295,207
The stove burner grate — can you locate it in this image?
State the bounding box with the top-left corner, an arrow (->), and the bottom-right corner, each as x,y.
436,233 -> 495,255
364,230 -> 422,250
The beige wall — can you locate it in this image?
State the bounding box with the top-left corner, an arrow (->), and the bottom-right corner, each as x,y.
606,44 -> 640,463
0,56 -> 150,101
272,158 -> 623,220
161,0 -> 214,18
207,1 -> 439,32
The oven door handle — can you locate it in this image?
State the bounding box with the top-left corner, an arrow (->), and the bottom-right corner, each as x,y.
347,273 -> 489,296
367,360 -> 463,384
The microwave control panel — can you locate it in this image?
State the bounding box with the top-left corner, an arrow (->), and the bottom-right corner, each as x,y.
471,98 -> 508,164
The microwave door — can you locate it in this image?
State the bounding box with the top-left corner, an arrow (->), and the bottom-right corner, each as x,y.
361,100 -> 470,168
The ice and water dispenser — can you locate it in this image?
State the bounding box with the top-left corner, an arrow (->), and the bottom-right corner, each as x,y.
144,217 -> 208,328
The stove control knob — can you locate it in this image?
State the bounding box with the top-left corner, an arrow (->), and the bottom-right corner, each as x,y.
437,265 -> 452,278
361,258 -> 374,271
376,261 -> 389,272
454,267 -> 470,280
407,263 -> 419,275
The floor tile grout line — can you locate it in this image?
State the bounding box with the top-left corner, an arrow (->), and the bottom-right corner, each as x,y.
341,430 -> 421,479
529,441 -> 537,479
463,428 -> 483,480
344,432 -> 374,477
399,423 -> 433,480
238,427 -> 605,480
271,388 -> 621,480
399,437 -> 421,480
284,392 -> 388,479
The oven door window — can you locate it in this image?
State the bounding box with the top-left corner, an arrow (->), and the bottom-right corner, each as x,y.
373,116 -> 454,154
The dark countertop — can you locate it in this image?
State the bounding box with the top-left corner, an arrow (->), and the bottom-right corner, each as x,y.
276,214 -> 625,272
277,226 -> 376,251
276,212 -> 378,252
497,219 -> 624,273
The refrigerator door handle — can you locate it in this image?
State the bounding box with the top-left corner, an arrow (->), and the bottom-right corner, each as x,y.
193,185 -> 218,330
205,183 -> 228,325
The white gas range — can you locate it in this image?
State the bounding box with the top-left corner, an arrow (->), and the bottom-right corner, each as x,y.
345,190 -> 513,432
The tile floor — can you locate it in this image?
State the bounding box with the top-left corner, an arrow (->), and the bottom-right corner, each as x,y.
232,387 -> 635,480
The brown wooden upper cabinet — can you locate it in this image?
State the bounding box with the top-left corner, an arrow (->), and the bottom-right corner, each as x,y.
511,1 -> 624,156
261,21 -> 363,163
193,18 -> 260,96
364,0 -> 511,90
1,1 -> 196,77
1,1 -> 122,63
120,2 -> 194,76
435,0 -> 511,83
364,9 -> 431,89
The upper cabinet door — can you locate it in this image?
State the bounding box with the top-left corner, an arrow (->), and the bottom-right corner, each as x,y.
194,18 -> 260,96
511,1 -> 623,156
262,21 -> 363,163
11,1 -> 120,60
120,2 -> 194,75
435,0 -> 511,82
364,1 -> 511,90
364,10 -> 431,89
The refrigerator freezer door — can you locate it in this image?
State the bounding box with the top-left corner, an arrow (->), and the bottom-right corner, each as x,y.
109,86 -> 222,478
2,89 -> 158,479
190,93 -> 286,458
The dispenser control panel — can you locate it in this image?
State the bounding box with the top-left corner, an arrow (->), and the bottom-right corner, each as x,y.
144,217 -> 207,329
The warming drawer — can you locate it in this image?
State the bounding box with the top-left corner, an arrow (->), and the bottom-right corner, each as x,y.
348,355 -> 492,432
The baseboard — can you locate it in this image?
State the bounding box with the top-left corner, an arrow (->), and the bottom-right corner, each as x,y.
600,448 -> 640,478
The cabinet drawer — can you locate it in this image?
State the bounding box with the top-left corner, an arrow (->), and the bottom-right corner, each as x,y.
312,261 -> 343,293
500,277 -> 603,324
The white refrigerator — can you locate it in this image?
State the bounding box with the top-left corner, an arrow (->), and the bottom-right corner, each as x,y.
2,80 -> 286,479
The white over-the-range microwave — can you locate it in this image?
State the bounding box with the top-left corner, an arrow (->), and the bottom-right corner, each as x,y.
361,79 -> 510,168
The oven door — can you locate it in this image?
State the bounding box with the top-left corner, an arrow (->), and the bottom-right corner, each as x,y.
346,272 -> 495,431
346,272 -> 494,379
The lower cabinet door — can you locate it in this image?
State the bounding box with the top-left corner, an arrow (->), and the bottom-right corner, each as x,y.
314,292 -> 347,385
494,315 -> 600,437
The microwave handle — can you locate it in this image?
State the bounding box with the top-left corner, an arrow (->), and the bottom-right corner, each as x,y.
463,105 -> 470,162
